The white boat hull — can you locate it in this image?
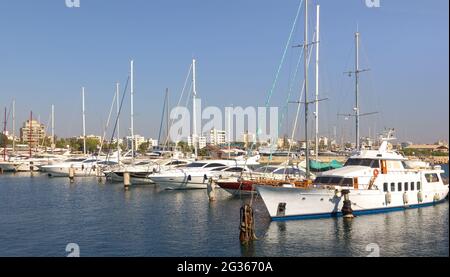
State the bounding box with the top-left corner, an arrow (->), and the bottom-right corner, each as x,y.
257,185 -> 449,220
107,171 -> 154,185
0,162 -> 17,172
45,166 -> 98,177
151,174 -> 213,190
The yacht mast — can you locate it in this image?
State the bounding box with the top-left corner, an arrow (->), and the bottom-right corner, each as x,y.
355,32 -> 360,150
192,59 -> 198,158
12,100 -> 15,154
166,88 -> 169,149
304,0 -> 310,178
51,104 -> 54,153
116,82 -> 120,163
2,107 -> 6,161
29,111 -> 32,158
130,60 -> 135,160
314,5 -> 320,161
82,87 -> 86,155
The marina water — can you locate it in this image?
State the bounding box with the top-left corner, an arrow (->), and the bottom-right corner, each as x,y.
0,164 -> 448,257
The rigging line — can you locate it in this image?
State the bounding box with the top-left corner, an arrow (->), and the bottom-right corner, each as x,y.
98,88 -> 118,157
39,113 -> 52,149
279,42 -> 304,132
105,76 -> 130,162
264,0 -> 304,108
283,36 -> 315,174
157,91 -> 167,146
279,31 -> 317,133
162,63 -> 193,149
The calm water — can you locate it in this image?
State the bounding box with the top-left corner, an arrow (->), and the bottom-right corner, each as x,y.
0,164 -> 448,257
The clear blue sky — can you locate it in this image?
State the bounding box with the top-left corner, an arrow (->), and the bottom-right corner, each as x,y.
0,0 -> 448,144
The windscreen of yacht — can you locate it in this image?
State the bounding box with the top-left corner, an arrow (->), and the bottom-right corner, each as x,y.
254,166 -> 278,173
184,162 -> 207,168
314,176 -> 353,187
344,158 -> 380,168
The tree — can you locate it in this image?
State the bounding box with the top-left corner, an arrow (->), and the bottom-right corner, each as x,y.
177,141 -> 192,153
0,134 -> 9,146
138,142 -> 150,154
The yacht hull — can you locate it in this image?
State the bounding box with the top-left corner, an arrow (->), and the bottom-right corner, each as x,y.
257,185 -> 449,220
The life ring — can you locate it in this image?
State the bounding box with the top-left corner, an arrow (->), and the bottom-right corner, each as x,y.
373,169 -> 379,177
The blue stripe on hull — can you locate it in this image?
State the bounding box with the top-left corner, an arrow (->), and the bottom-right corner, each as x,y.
271,199 -> 448,221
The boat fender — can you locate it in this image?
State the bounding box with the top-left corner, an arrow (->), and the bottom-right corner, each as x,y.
203,174 -> 208,182
417,191 -> 423,203
385,191 -> 392,205
403,192 -> 409,205
187,175 -> 191,181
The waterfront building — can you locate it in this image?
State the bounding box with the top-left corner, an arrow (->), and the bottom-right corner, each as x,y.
19,119 -> 45,147
188,135 -> 207,149
209,128 -> 226,146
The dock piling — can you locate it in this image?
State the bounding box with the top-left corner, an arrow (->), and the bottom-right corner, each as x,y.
124,171 -> 130,189
69,166 -> 75,183
207,178 -> 216,201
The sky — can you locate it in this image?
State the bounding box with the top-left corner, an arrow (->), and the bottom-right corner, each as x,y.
0,0 -> 448,144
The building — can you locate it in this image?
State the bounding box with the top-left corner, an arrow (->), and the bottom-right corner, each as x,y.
242,131 -> 256,148
188,135 -> 207,149
125,135 -> 147,150
148,138 -> 159,148
209,129 -> 227,145
20,119 -> 46,146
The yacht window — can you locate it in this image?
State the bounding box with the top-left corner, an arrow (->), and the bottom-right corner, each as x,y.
410,182 -> 415,191
344,158 -> 379,168
166,161 -> 186,166
417,182 -> 421,190
204,163 -> 227,168
390,183 -> 395,192
404,182 -> 409,191
224,167 -> 245,172
425,173 -> 439,183
255,166 -> 278,173
185,162 -> 207,168
273,168 -> 301,175
383,183 -> 388,192
211,167 -> 228,171
314,177 -> 352,186
398,182 -> 402,192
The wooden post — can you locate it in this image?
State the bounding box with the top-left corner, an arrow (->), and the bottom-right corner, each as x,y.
69,166 -> 75,183
124,171 -> 130,189
207,178 -> 216,201
239,204 -> 257,245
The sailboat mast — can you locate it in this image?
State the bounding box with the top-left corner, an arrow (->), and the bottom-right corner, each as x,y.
166,88 -> 169,150
192,59 -> 198,158
82,87 -> 86,155
12,100 -> 15,154
51,104 -> 54,153
355,32 -> 360,150
304,0 -> 310,178
116,82 -> 120,162
2,107 -> 6,161
130,60 -> 135,160
29,111 -> 32,158
314,5 -> 320,161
